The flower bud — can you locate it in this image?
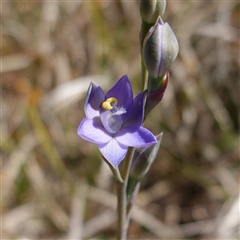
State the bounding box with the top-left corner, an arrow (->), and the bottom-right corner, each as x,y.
140,0 -> 166,24
143,17 -> 179,78
127,133 -> 163,204
130,133 -> 163,180
126,179 -> 140,205
144,72 -> 169,117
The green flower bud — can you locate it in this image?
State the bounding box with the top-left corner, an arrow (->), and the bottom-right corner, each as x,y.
130,133 -> 163,180
140,0 -> 166,24
127,133 -> 163,204
143,17 -> 179,78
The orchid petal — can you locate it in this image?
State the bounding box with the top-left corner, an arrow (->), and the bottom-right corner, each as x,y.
124,91 -> 146,127
115,126 -> 157,147
99,138 -> 128,168
105,75 -> 133,121
85,83 -> 105,119
77,118 -> 112,144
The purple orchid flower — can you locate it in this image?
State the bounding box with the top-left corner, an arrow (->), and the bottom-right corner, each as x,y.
77,75 -> 157,168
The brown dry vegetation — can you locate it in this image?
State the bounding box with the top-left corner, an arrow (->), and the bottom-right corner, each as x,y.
1,1 -> 239,239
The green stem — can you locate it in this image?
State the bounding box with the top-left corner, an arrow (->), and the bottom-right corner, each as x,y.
102,156 -> 124,184
116,147 -> 135,240
116,181 -> 127,240
116,19 -> 152,240
122,147 -> 135,180
140,20 -> 153,91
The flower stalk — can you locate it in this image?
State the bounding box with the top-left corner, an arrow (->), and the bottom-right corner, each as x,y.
77,1 -> 179,239
116,147 -> 135,240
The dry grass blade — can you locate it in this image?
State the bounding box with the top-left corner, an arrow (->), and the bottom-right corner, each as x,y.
37,1 -> 59,54
2,203 -> 46,239
136,181 -> 171,206
40,75 -> 110,111
1,54 -> 33,73
28,105 -> 68,178
95,161 -> 113,189
67,181 -> 88,240
200,77 -> 234,133
131,205 -> 183,238
25,156 -> 69,231
215,167 -> 238,196
87,186 -> 183,238
83,210 -> 116,239
88,186 -> 116,210
54,52 -> 71,85
216,195 -> 240,238
179,219 -> 216,237
194,23 -> 238,42
3,133 -> 38,204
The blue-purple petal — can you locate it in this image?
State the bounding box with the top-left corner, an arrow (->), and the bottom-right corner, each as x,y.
115,126 -> 157,147
85,82 -> 105,119
77,118 -> 112,144
123,91 -> 146,127
99,138 -> 128,168
105,75 -> 133,121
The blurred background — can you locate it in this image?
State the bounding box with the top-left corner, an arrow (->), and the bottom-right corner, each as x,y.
2,1 -> 239,239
